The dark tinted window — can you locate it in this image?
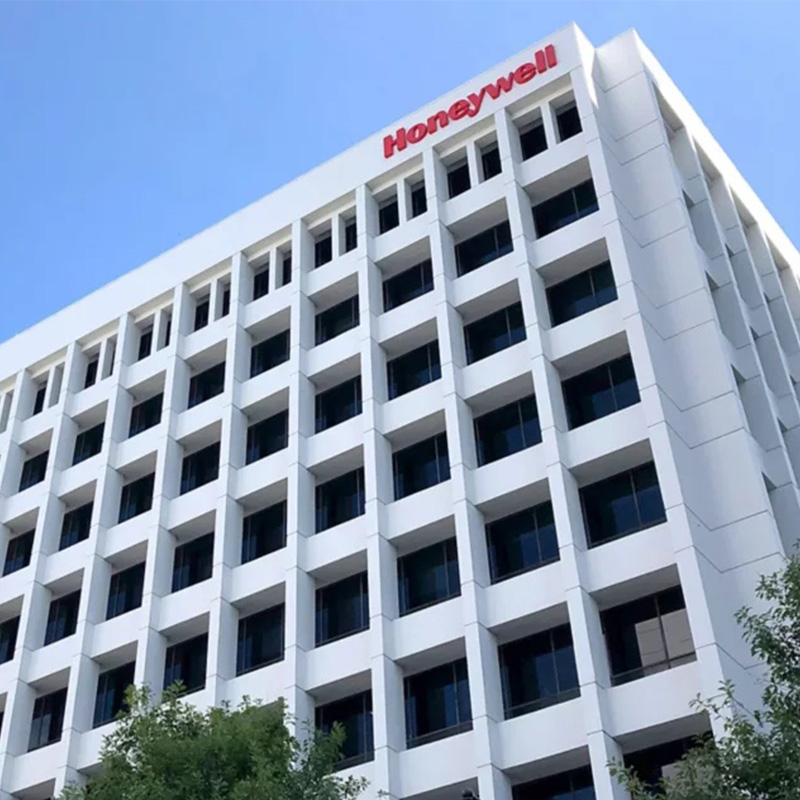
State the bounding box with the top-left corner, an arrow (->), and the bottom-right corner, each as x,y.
547,262 -> 617,326
106,563 -> 145,619
520,120 -> 547,160
84,359 -> 99,388
398,538 -> 460,616
499,625 -> 579,718
314,233 -> 333,268
393,433 -> 450,500
533,179 -> 598,237
164,634 -> 207,693
19,452 -> 48,491
44,591 -> 80,645
242,502 -> 286,564
345,219 -> 358,252
383,259 -> 433,312
180,443 -> 220,494
512,767 -> 595,800
0,616 -> 20,664
237,605 -> 284,675
316,377 -> 362,433
138,329 -> 153,361
251,330 -> 290,378
129,394 -> 163,437
625,737 -> 697,791
3,530 -> 34,576
481,143 -> 501,180
465,302 -> 525,364
73,423 -> 104,465
556,102 -> 582,141
405,659 -> 472,748
317,691 -> 374,769
447,159 -> 470,198
93,662 -> 135,727
603,586 -> 695,685
282,252 -> 292,286
32,385 -> 47,416
379,197 -> 399,234
455,221 -> 512,277
487,502 -> 558,583
28,689 -> 67,751
172,533 -> 214,592
246,410 -> 288,464
410,182 -> 427,217
194,297 -> 210,331
316,572 -> 369,646
316,469 -> 365,533
475,396 -> 541,466
221,287 -> 230,317
188,362 -> 225,408
118,473 -> 154,523
580,462 -> 666,546
387,342 -> 441,400
253,267 -> 269,300
564,355 -> 640,429
60,503 -> 93,550
315,297 -> 359,345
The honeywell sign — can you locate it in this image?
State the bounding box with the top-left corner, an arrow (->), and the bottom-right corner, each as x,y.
383,44 -> 558,159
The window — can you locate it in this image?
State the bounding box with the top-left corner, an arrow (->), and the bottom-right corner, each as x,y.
164,634 -> 207,693
547,261 -> 617,326
481,143 -> 501,180
383,259 -> 434,311
398,538 -> 460,616
316,572 -> 369,646
455,220 -> 512,276
512,767 -> 595,800
580,462 -> 666,547
486,501 -> 558,583
172,533 -> 214,592
93,661 -> 135,727
387,341 -> 441,399
282,252 -> 292,285
221,286 -> 231,317
447,158 -> 470,198
344,218 -> 357,252
32,384 -> 47,416
84,358 -> 99,388
625,738 -> 698,790
188,362 -> 225,408
246,410 -> 288,463
410,181 -> 427,217
317,691 -> 374,768
180,443 -> 220,494
464,302 -> 525,364
499,625 -> 579,718
19,451 -> 48,491
532,179 -> 598,238
314,232 -> 333,268
137,328 -> 153,361
59,502 -> 93,550
315,468 -> 365,533
237,605 -> 284,674
315,297 -> 359,345
242,502 -> 286,564
475,395 -> 541,466
563,355 -> 640,429
0,616 -> 20,664
106,563 -> 145,619
44,591 -> 80,645
393,433 -> 450,499
405,658 -> 472,748
253,266 -> 269,300
316,377 -> 362,433
28,689 -> 67,751
163,317 -> 172,347
3,530 -> 34,576
556,101 -> 582,141
73,423 -> 104,465
519,119 -> 547,160
129,393 -> 163,437
194,297 -> 210,331
118,473 -> 155,523
602,586 -> 695,685
378,196 -> 399,234
251,330 -> 290,377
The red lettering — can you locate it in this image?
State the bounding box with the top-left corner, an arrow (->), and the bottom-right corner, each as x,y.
448,99 -> 470,121
427,110 -> 449,135
407,123 -> 428,144
383,128 -> 407,158
535,49 -> 547,74
484,72 -> 515,101
545,44 -> 557,68
466,87 -> 487,117
514,62 -> 536,84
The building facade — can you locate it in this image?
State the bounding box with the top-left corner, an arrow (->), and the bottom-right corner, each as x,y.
0,22 -> 798,800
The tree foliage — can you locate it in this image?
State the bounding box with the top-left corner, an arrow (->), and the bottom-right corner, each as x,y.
611,556 -> 800,799
61,685 -> 368,800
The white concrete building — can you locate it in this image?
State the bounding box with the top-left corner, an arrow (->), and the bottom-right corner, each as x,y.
0,22 -> 798,800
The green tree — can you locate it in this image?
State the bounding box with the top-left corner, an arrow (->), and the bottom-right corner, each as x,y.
611,555 -> 800,799
60,685 -> 368,800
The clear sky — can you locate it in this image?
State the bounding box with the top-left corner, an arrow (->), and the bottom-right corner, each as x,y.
1,1 -> 797,343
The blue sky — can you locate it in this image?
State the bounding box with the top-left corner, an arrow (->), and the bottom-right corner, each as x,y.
1,1 -> 797,342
